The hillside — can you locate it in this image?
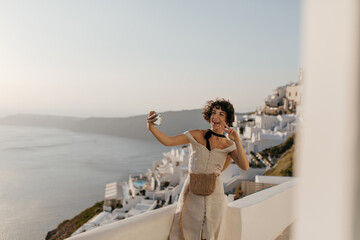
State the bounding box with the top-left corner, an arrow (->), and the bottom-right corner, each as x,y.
45,201 -> 104,240
263,134 -> 296,176
261,134 -> 295,158
263,145 -> 294,176
0,109 -> 211,140
0,114 -> 82,129
70,109 -> 211,139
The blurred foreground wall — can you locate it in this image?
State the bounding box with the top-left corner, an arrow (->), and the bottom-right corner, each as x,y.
296,0 -> 360,239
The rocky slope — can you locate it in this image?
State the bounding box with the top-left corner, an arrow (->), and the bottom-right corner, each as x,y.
263,134 -> 296,176
45,201 -> 104,240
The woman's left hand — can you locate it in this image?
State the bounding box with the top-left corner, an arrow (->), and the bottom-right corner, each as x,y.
222,121 -> 240,142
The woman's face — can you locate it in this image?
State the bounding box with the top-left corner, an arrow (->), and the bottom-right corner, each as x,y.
210,107 -> 227,131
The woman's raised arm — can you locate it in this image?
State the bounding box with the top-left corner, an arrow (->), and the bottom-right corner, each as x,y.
223,121 -> 249,171
147,111 -> 189,146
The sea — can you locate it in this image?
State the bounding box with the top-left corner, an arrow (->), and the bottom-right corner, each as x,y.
0,125 -> 168,240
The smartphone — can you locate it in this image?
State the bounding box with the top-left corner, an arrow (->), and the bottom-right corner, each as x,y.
153,113 -> 162,126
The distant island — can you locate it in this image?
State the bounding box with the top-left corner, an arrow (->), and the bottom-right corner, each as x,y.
0,110 -> 247,140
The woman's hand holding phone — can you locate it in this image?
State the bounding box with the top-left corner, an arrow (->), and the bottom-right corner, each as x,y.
147,111 -> 162,129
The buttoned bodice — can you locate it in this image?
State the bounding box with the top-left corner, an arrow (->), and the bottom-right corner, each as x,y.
184,131 -> 236,175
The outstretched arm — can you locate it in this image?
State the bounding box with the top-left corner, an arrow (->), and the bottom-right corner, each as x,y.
147,111 -> 189,146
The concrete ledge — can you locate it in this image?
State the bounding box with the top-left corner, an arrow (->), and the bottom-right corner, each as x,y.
67,179 -> 297,240
67,204 -> 176,240
229,178 -> 297,208
223,179 -> 297,240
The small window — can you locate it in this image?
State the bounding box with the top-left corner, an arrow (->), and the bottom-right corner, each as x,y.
289,92 -> 291,97
295,92 -> 298,96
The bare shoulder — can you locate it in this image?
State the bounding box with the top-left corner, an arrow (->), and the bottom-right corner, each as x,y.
189,129 -> 208,144
224,138 -> 234,148
189,129 -> 205,137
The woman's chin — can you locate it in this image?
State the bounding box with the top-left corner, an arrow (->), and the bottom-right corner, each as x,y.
211,125 -> 221,131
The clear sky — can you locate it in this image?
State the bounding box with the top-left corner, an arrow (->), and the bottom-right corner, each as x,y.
0,1 -> 300,118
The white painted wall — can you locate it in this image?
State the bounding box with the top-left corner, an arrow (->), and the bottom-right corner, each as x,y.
224,180 -> 297,240
67,204 -> 176,240
67,179 -> 297,240
244,125 -> 260,139
296,0 -> 360,239
220,165 -> 267,182
286,84 -> 302,104
255,175 -> 293,184
255,115 -> 278,130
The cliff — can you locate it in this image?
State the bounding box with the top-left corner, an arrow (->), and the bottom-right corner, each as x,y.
45,201 -> 104,240
263,134 -> 296,176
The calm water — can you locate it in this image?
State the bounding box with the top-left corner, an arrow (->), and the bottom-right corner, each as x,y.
0,125 -> 168,240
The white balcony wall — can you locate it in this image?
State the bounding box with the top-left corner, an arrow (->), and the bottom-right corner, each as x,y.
296,0 -> 360,239
67,179 -> 297,240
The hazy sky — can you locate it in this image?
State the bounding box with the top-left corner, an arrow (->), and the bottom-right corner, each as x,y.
0,1 -> 300,118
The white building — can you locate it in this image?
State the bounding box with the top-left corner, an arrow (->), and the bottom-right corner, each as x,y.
125,199 -> 157,218
262,70 -> 303,116
104,182 -> 123,207
286,82 -> 303,111
242,113 -> 296,153
264,84 -> 290,108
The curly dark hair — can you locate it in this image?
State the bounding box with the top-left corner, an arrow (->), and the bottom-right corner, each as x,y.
202,98 -> 235,127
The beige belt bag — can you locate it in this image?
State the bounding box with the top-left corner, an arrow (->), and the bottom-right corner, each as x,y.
189,172 -> 219,196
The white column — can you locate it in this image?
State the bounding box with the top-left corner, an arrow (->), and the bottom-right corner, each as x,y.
296,0 -> 360,240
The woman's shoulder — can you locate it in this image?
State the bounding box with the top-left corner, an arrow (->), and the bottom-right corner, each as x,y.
188,129 -> 206,137
187,129 -> 207,144
224,138 -> 235,148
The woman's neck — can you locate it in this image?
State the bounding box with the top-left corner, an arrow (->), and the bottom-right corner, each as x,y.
210,128 -> 223,135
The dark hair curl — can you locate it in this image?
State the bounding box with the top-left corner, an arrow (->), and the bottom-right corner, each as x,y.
202,98 -> 235,127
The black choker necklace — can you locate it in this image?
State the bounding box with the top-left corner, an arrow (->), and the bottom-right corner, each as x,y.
204,129 -> 226,151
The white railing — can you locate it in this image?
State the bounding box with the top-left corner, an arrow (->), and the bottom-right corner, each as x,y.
224,179 -> 297,240
67,179 -> 297,240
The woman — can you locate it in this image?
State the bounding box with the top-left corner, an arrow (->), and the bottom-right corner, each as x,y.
147,99 -> 249,240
